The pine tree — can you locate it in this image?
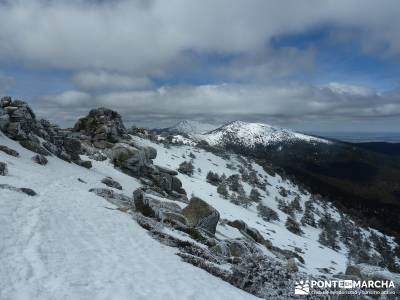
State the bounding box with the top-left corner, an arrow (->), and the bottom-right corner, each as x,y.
217,181 -> 229,199
318,213 -> 340,250
257,204 -> 279,222
285,217 -> 303,235
300,201 -> 316,227
249,188 -> 261,202
178,161 -> 194,176
289,195 -> 302,212
206,171 -> 221,186
227,174 -> 241,192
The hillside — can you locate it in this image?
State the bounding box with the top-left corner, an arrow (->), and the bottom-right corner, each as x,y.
1,98 -> 399,299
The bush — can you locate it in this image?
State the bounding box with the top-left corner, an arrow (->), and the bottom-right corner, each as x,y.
257,204 -> 279,222
206,171 -> 221,186
178,161 -> 194,176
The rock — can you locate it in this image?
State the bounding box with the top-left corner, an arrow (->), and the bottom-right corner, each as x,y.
211,239 -> 262,259
1,96 -> 12,107
144,146 -> 157,160
73,107 -> 128,147
286,258 -> 298,273
0,145 -> 19,157
133,188 -> 183,221
89,188 -> 132,208
0,110 -> 9,131
32,154 -> 48,165
156,165 -> 178,176
63,138 -> 81,161
19,140 -> 50,156
77,160 -> 92,169
101,177 -> 122,190
0,162 -> 8,176
20,188 -> 37,196
345,264 -> 400,285
227,219 -> 265,244
0,184 -> 38,196
182,197 -> 220,235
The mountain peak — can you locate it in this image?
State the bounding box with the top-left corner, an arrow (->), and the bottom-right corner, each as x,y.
203,120 -> 329,147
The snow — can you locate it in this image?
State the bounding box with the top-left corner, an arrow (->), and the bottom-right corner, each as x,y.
0,133 -> 257,300
134,136 -> 348,276
167,120 -> 219,135
201,121 -> 330,147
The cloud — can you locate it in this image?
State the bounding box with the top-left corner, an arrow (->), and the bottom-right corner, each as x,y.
0,72 -> 15,93
0,0 -> 399,78
37,82 -> 400,128
72,71 -> 151,91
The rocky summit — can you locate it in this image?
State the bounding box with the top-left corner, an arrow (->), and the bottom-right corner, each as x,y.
73,107 -> 128,149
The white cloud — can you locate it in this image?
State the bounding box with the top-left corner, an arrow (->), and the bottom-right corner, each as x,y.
38,82 -> 400,127
72,71 -> 151,91
0,0 -> 399,77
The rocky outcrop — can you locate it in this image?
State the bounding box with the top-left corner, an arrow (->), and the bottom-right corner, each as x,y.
133,188 -> 185,224
227,219 -> 269,246
182,197 -> 220,235
73,107 -> 128,149
0,97 -> 84,165
111,142 -> 186,199
0,162 -> 8,176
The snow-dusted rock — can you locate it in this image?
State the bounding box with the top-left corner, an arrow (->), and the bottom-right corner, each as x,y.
0,144 -> 19,157
32,154 -> 48,165
101,177 -> 123,190
182,197 -> 220,235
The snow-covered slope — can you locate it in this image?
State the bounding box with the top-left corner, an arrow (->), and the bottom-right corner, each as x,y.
0,132 -> 256,300
167,120 -> 219,135
135,136 -> 348,276
201,121 -> 329,147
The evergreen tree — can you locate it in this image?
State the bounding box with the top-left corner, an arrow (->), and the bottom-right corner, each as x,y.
217,181 -> 229,199
285,217 -> 303,235
227,174 -> 241,192
257,204 -> 279,222
178,161 -> 194,176
249,188 -> 261,202
300,201 -> 316,227
206,171 -> 221,186
318,213 -> 340,250
289,195 -> 302,212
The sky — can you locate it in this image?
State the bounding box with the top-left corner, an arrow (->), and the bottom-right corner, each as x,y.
0,0 -> 399,133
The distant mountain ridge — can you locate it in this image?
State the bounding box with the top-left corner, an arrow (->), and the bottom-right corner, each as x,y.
202,121 -> 330,148
161,120 -> 219,135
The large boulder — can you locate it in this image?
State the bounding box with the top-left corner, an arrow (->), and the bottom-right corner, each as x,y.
227,219 -> 266,244
32,154 -> 48,165
133,189 -> 186,225
73,107 -> 128,148
182,197 -> 220,235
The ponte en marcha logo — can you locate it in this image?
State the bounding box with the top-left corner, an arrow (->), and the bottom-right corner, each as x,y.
294,279 -> 396,296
